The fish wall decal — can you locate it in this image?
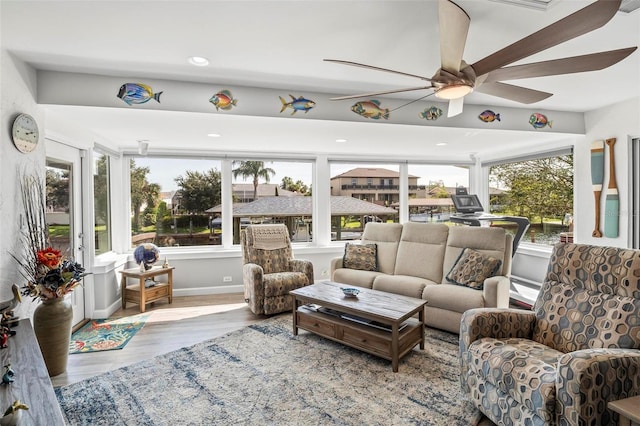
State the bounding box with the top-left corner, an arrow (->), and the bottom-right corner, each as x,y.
279,95 -> 315,115
478,110 -> 500,123
529,113 -> 552,129
351,100 -> 390,120
209,90 -> 238,111
419,106 -> 443,121
117,83 -> 162,106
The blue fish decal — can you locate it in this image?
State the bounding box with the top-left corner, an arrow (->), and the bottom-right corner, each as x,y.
279,95 -> 315,115
529,113 -> 552,129
419,106 -> 443,121
478,110 -> 500,123
117,83 -> 162,106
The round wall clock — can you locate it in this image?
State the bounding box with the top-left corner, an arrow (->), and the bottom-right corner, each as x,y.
11,113 -> 40,153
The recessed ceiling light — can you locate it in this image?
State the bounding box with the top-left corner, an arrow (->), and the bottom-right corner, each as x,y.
207,133 -> 221,138
436,142 -> 448,146
336,138 -> 348,143
188,56 -> 210,66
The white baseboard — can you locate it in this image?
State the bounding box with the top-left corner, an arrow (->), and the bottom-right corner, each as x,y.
93,299 -> 123,319
173,285 -> 244,297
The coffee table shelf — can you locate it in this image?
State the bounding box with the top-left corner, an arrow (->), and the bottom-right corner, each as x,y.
291,281 -> 427,372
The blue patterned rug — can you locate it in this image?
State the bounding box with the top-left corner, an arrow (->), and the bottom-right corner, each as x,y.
55,315 -> 481,425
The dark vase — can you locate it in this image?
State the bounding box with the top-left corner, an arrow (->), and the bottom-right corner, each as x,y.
33,297 -> 73,376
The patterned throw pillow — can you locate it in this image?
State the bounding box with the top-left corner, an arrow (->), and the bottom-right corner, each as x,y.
445,248 -> 501,290
343,243 -> 378,272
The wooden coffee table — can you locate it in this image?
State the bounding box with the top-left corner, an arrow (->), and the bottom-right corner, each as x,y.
290,281 -> 427,372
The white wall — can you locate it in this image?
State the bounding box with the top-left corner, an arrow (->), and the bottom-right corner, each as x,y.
577,97 -> 640,247
0,52 -> 46,319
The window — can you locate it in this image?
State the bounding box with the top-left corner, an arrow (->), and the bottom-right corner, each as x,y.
231,159 -> 313,244
407,164 -> 470,224
93,152 -> 112,254
329,163 -> 400,241
46,161 -> 72,254
488,151 -> 573,246
130,157 -> 222,247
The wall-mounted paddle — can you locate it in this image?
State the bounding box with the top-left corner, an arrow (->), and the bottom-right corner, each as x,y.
604,138 -> 619,238
590,140 -> 604,237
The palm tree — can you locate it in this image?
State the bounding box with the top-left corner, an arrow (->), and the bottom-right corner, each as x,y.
232,161 -> 276,201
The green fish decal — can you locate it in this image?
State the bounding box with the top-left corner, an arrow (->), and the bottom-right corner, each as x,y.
420,106 -> 443,121
351,100 -> 390,120
279,95 -> 315,115
529,113 -> 552,129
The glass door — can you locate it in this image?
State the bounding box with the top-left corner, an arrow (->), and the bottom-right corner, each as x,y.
46,142 -> 86,326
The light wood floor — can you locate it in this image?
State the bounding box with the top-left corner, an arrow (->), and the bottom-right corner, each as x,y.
51,293 -> 268,388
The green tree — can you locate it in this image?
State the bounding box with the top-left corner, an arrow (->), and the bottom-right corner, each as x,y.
46,167 -> 69,212
490,155 -> 573,224
130,159 -> 161,231
281,176 -> 309,195
93,155 -> 109,225
174,168 -> 222,214
232,161 -> 275,200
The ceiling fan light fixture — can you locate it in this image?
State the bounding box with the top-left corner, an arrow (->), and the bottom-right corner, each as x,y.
435,84 -> 473,100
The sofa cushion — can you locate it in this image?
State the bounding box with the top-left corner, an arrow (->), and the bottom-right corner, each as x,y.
445,248 -> 501,290
372,275 -> 435,299
263,272 -> 310,297
394,222 -> 449,282
442,227 -> 509,281
361,222 -> 403,274
422,283 -> 485,313
343,243 -> 378,271
332,268 -> 380,289
466,337 -> 562,423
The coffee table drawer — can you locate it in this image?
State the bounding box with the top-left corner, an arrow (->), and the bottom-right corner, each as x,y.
342,327 -> 390,356
297,312 -> 337,338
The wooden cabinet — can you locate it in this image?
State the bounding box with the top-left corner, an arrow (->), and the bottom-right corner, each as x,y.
0,319 -> 65,424
119,266 -> 174,313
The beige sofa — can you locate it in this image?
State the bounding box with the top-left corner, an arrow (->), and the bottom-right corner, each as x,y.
330,222 -> 513,333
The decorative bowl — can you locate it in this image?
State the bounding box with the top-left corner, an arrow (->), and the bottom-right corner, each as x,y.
340,287 -> 360,298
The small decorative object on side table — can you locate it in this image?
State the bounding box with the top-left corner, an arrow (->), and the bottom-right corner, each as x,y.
120,266 -> 174,313
608,396 -> 640,426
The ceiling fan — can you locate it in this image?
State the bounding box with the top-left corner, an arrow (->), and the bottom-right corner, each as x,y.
325,0 -> 637,117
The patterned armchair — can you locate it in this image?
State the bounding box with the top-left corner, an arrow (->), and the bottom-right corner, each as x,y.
460,243 -> 640,426
241,224 -> 314,315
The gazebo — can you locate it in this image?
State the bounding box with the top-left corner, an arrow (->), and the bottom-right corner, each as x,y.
207,196 -> 398,243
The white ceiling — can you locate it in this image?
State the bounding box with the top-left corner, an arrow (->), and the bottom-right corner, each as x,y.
2,0 -> 639,159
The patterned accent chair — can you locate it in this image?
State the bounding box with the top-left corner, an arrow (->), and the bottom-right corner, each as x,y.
241,224 -> 314,315
460,243 -> 640,426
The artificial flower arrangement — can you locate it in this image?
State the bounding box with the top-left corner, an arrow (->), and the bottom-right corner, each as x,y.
21,247 -> 88,301
12,172 -> 89,302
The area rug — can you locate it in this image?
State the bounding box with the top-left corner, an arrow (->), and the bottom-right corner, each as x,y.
56,315 -> 481,425
69,314 -> 149,354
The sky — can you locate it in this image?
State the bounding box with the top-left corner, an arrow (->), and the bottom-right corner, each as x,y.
134,158 -> 469,193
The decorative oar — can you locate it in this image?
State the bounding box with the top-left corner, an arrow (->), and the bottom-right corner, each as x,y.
604,138 -> 619,238
590,140 -> 604,237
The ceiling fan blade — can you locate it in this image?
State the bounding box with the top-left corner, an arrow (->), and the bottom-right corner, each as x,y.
330,86 -> 433,101
447,97 -> 464,117
472,0 -> 622,77
324,59 -> 432,82
439,0 -> 470,73
475,82 -> 552,104
484,47 -> 638,82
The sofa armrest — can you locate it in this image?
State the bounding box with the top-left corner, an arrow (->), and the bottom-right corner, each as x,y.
329,256 -> 344,279
290,259 -> 314,285
459,308 -> 536,359
459,308 -> 537,391
482,275 -> 511,308
556,349 -> 640,425
243,263 -> 265,315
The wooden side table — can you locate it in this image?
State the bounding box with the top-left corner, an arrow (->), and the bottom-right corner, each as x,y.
609,396 -> 640,426
119,266 -> 174,313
